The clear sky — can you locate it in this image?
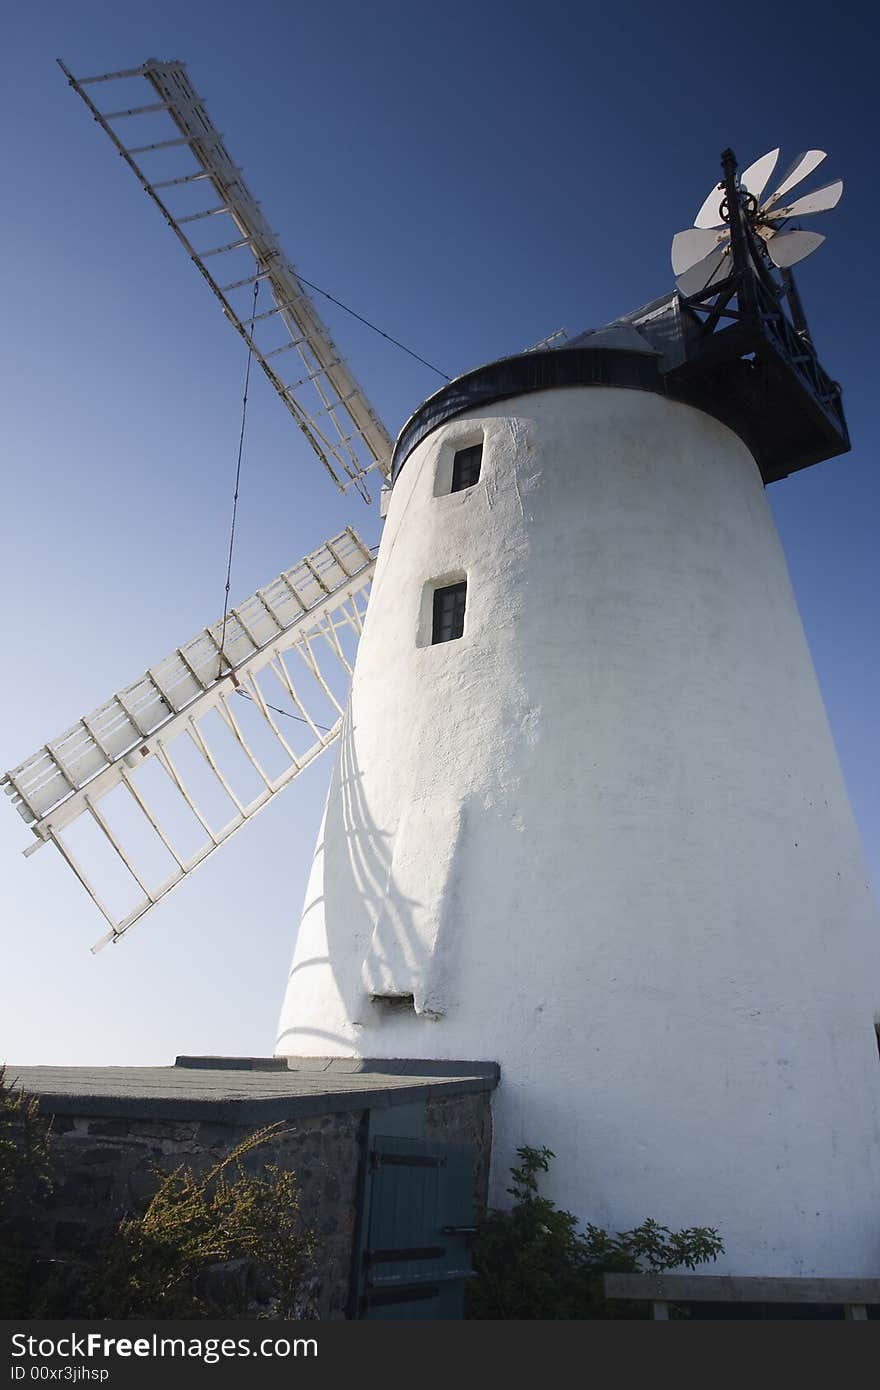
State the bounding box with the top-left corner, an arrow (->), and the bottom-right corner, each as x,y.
2,0 -> 877,1066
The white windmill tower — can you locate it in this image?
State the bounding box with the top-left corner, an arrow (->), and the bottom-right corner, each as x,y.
4,63 -> 879,1279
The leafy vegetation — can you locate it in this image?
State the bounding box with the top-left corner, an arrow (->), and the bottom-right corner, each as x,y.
0,1068 -> 317,1319
0,1066 -> 55,1316
84,1124 -> 317,1318
466,1145 -> 723,1319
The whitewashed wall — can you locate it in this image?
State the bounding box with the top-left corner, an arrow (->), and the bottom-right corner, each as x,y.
276,382 -> 880,1275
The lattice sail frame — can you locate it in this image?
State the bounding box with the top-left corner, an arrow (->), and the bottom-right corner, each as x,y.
58,58 -> 393,499
2,530 -> 373,950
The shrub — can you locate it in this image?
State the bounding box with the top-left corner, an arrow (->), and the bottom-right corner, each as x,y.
80,1124 -> 318,1318
0,1068 -> 318,1320
466,1145 -> 723,1319
0,1067 -> 54,1316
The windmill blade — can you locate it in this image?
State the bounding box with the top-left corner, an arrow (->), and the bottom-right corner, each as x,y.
2,530 -> 374,950
766,229 -> 826,268
672,227 -> 727,276
676,244 -> 731,297
58,59 -> 393,498
764,179 -> 843,221
763,150 -> 827,210
694,181 -> 727,229
740,148 -> 779,202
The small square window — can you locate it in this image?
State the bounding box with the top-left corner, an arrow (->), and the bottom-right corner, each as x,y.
432,581 -> 467,644
451,443 -> 482,492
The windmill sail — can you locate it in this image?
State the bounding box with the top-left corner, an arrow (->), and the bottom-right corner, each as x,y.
58,59 -> 393,498
2,529 -> 373,950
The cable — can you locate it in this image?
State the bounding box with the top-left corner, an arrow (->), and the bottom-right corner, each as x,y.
235,686 -> 332,735
295,272 -> 451,382
216,279 -> 260,678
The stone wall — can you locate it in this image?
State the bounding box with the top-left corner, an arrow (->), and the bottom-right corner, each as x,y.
45,1109 -> 363,1318
424,1090 -> 493,1206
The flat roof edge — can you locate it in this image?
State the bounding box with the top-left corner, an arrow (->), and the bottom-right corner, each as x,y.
176,1055 -> 500,1080
5,1060 -> 500,1125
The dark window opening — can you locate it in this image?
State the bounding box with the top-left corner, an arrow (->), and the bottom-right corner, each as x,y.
875,1023 -> 880,1061
451,443 -> 482,492
432,581 -> 467,644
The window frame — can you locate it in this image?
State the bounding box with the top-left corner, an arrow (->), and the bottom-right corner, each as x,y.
450,442 -> 483,493
431,579 -> 467,645
433,431 -> 485,497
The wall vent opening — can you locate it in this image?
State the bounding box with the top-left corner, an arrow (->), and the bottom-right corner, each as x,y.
371,993 -> 416,1014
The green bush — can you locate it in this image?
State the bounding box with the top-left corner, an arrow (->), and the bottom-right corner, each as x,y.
466,1145 -> 723,1319
0,1067 -> 54,1316
85,1124 -> 317,1318
0,1068 -> 317,1319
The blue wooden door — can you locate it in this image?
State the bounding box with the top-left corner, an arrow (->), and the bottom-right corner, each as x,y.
358,1135 -> 477,1319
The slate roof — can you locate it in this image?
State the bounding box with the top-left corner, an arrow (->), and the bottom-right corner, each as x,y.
5,1057 -> 499,1125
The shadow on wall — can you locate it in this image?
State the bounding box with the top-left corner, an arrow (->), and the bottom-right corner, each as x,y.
276,706 -> 464,1052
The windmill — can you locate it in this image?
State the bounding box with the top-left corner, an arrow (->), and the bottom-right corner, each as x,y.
672,147 -> 843,293
5,60 -> 880,1276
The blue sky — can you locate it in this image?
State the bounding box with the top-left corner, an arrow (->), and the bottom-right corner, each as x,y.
1,1 -> 877,1065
